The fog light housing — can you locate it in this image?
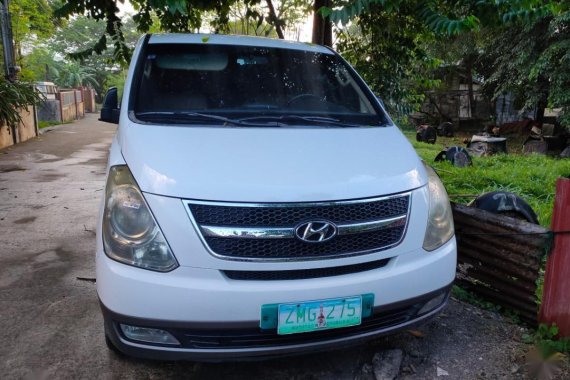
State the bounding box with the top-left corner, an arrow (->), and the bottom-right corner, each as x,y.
120,324 -> 180,345
417,292 -> 448,315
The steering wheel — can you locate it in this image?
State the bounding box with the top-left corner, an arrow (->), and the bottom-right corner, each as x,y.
286,93 -> 323,106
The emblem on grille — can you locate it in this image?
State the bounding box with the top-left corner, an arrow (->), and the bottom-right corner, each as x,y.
295,221 -> 337,243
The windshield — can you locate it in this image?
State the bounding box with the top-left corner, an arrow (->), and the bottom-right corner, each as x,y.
132,43 -> 387,127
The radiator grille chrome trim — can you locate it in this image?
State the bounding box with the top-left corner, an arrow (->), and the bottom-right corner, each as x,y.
200,214 -> 407,239
182,192 -> 411,262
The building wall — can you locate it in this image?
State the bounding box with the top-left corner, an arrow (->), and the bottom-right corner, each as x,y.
82,88 -> 96,113
17,107 -> 37,142
0,124 -> 13,149
0,107 -> 37,150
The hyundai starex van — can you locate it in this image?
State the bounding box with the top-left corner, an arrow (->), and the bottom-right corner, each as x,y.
97,34 -> 456,361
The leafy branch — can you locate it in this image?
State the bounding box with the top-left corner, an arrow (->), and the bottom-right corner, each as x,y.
0,80 -> 43,126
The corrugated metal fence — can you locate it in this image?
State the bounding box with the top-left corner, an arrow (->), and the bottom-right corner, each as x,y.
452,203 -> 551,325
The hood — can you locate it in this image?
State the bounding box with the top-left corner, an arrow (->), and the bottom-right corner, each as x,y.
120,122 -> 426,202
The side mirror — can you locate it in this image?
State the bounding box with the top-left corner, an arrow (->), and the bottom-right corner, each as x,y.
100,87 -> 120,124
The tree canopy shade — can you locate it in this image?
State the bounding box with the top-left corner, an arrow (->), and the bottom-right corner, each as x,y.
54,0 -> 300,62
478,7 -> 570,125
8,0 -> 58,64
326,0 -> 558,34
336,1 -> 440,114
53,0 -> 562,64
9,0 -> 568,128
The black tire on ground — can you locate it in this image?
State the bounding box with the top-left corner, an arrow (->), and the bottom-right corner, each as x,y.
437,122 -> 454,137
469,191 -> 539,224
416,126 -> 437,144
434,146 -> 472,167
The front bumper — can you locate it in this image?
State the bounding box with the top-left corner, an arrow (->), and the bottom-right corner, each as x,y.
97,228 -> 456,361
102,284 -> 452,361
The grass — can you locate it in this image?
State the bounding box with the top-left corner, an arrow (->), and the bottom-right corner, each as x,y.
405,131 -> 570,226
406,129 -> 570,310
38,120 -> 62,129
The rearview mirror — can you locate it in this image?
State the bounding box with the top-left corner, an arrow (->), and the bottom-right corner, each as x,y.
100,87 -> 120,124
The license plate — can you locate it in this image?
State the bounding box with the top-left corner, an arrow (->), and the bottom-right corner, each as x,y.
277,296 -> 362,335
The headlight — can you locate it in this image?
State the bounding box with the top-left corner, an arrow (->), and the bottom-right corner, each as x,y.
102,165 -> 178,272
423,163 -> 454,251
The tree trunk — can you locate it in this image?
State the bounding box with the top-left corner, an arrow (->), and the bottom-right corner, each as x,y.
536,99 -> 547,126
265,0 -> 284,39
312,0 -> 332,46
535,75 -> 549,126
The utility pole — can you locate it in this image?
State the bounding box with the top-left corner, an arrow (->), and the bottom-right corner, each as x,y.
1,0 -> 17,80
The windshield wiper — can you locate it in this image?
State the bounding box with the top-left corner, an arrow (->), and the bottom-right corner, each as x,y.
135,111 -> 255,126
238,115 -> 363,128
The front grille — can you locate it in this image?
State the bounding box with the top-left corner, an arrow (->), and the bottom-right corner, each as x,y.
223,258 -> 391,280
209,227 -> 404,259
175,304 -> 420,349
190,196 -> 409,227
185,194 -> 410,261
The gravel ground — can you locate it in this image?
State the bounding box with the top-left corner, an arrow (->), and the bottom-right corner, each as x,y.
132,298 -> 565,380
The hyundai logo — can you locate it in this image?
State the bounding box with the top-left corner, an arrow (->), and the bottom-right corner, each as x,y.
295,221 -> 337,243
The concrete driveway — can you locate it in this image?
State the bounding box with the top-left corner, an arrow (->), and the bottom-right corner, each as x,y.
0,115 -> 539,379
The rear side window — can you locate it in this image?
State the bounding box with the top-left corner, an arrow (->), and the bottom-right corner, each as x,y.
132,43 -> 387,126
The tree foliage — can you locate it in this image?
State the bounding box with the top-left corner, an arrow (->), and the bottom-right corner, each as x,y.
53,0 -> 315,62
478,5 -> 570,126
54,0 -> 237,62
20,15 -> 138,95
0,79 -> 43,126
4,0 -> 568,130
326,0 -> 557,34
336,1 -> 440,114
9,0 -> 58,62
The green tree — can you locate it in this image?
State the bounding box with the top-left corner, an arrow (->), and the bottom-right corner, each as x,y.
9,0 -> 57,64
336,2 -> 441,114
55,0 -> 239,62
50,15 -> 138,95
0,78 -> 42,126
329,0 -> 562,119
478,6 -> 570,126
19,47 -> 61,82
54,61 -> 98,88
327,0 -> 555,34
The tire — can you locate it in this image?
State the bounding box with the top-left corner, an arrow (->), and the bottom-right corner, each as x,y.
469,191 -> 539,224
437,122 -> 454,137
416,126 -> 437,144
434,146 -> 472,167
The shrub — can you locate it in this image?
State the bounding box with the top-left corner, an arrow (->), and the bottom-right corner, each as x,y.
0,79 -> 43,126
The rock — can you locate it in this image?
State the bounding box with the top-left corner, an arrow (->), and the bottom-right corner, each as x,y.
357,363 -> 375,380
436,367 -> 449,376
372,349 -> 403,380
407,349 -> 421,358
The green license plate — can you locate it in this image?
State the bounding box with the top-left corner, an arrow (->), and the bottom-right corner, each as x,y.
277,296 -> 362,335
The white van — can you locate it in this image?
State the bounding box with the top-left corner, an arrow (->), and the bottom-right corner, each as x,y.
97,34 -> 456,360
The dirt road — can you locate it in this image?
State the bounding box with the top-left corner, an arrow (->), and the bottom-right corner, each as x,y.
0,114 -> 545,379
